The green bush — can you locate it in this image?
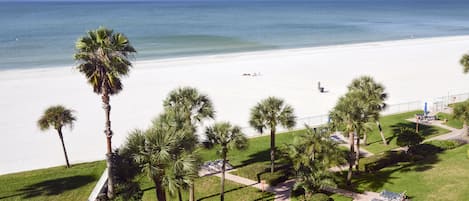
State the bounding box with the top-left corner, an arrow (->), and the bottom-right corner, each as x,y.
360,150 -> 407,172
113,182 -> 143,201
309,193 -> 331,201
263,169 -> 290,186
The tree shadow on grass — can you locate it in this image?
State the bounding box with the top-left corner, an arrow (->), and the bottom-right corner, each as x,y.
196,185 -> 249,201
237,149 -> 271,169
0,175 -> 95,200
391,122 -> 439,138
339,146 -> 441,192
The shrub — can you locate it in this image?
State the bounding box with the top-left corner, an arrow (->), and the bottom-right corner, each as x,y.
113,182 -> 143,201
308,193 -> 331,201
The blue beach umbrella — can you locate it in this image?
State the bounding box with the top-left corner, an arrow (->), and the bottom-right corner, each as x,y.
424,102 -> 427,115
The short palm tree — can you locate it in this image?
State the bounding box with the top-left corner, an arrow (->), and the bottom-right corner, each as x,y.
453,100 -> 469,136
293,165 -> 336,199
74,26 -> 136,198
205,122 -> 248,201
460,54 -> 469,73
348,76 -> 387,145
124,113 -> 196,201
163,87 -> 214,201
281,126 -> 339,199
37,105 -> 76,168
249,97 -> 296,173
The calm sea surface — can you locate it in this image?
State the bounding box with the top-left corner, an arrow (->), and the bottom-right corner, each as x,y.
1,0 -> 469,70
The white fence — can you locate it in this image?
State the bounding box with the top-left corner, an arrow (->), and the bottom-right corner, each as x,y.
242,92 -> 469,137
88,168 -> 108,201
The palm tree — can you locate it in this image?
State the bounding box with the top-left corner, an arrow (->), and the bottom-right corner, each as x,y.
205,122 -> 248,201
329,92 -> 367,185
453,100 -> 469,136
164,86 -> 215,124
249,97 -> 296,173
293,166 -> 336,199
348,76 -> 387,146
124,113 -> 197,201
37,105 -> 76,168
163,86 -> 214,201
74,26 -> 136,198
460,54 -> 469,73
281,126 -> 339,199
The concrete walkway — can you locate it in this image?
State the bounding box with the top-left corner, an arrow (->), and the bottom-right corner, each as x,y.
406,118 -> 466,142
324,187 -> 382,201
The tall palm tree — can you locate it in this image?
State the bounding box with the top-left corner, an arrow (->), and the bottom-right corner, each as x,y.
249,97 -> 296,173
205,122 -> 248,201
163,86 -> 214,201
329,92 -> 366,185
74,26 -> 136,198
453,100 -> 469,136
37,105 -> 76,168
348,76 -> 387,146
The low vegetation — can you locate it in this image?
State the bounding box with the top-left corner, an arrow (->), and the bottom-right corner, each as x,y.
0,161 -> 106,201
437,112 -> 463,129
338,144 -> 469,201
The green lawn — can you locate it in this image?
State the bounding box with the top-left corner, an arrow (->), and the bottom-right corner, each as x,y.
139,175 -> 275,201
0,161 -> 106,201
340,144 -> 469,201
364,111 -> 450,154
199,129 -> 303,167
437,112 -> 464,129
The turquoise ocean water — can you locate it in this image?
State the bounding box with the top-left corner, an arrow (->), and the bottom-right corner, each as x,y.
1,0 -> 469,70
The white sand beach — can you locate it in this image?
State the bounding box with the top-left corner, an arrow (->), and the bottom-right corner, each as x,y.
1,36 -> 469,174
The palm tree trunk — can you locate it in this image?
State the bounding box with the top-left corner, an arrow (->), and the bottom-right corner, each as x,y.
178,188 -> 183,201
363,131 -> 368,146
102,92 -> 115,199
347,131 -> 355,186
416,117 -> 419,133
154,176 -> 167,201
220,149 -> 227,201
57,128 -> 70,168
377,121 -> 387,145
189,184 -> 195,201
270,128 -> 276,174
464,121 -> 468,136
355,131 -> 360,172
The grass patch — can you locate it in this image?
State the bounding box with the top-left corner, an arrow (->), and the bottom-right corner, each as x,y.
198,129 -> 304,167
139,175 -> 275,201
0,161 -> 106,201
339,144 -> 469,201
364,111 -> 450,154
437,112 -> 464,129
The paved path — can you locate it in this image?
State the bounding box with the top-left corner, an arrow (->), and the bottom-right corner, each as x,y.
406,118 -> 466,142
324,187 -> 382,201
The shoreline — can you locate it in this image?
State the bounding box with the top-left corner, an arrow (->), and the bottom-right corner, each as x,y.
3,34 -> 469,73
1,35 -> 469,175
